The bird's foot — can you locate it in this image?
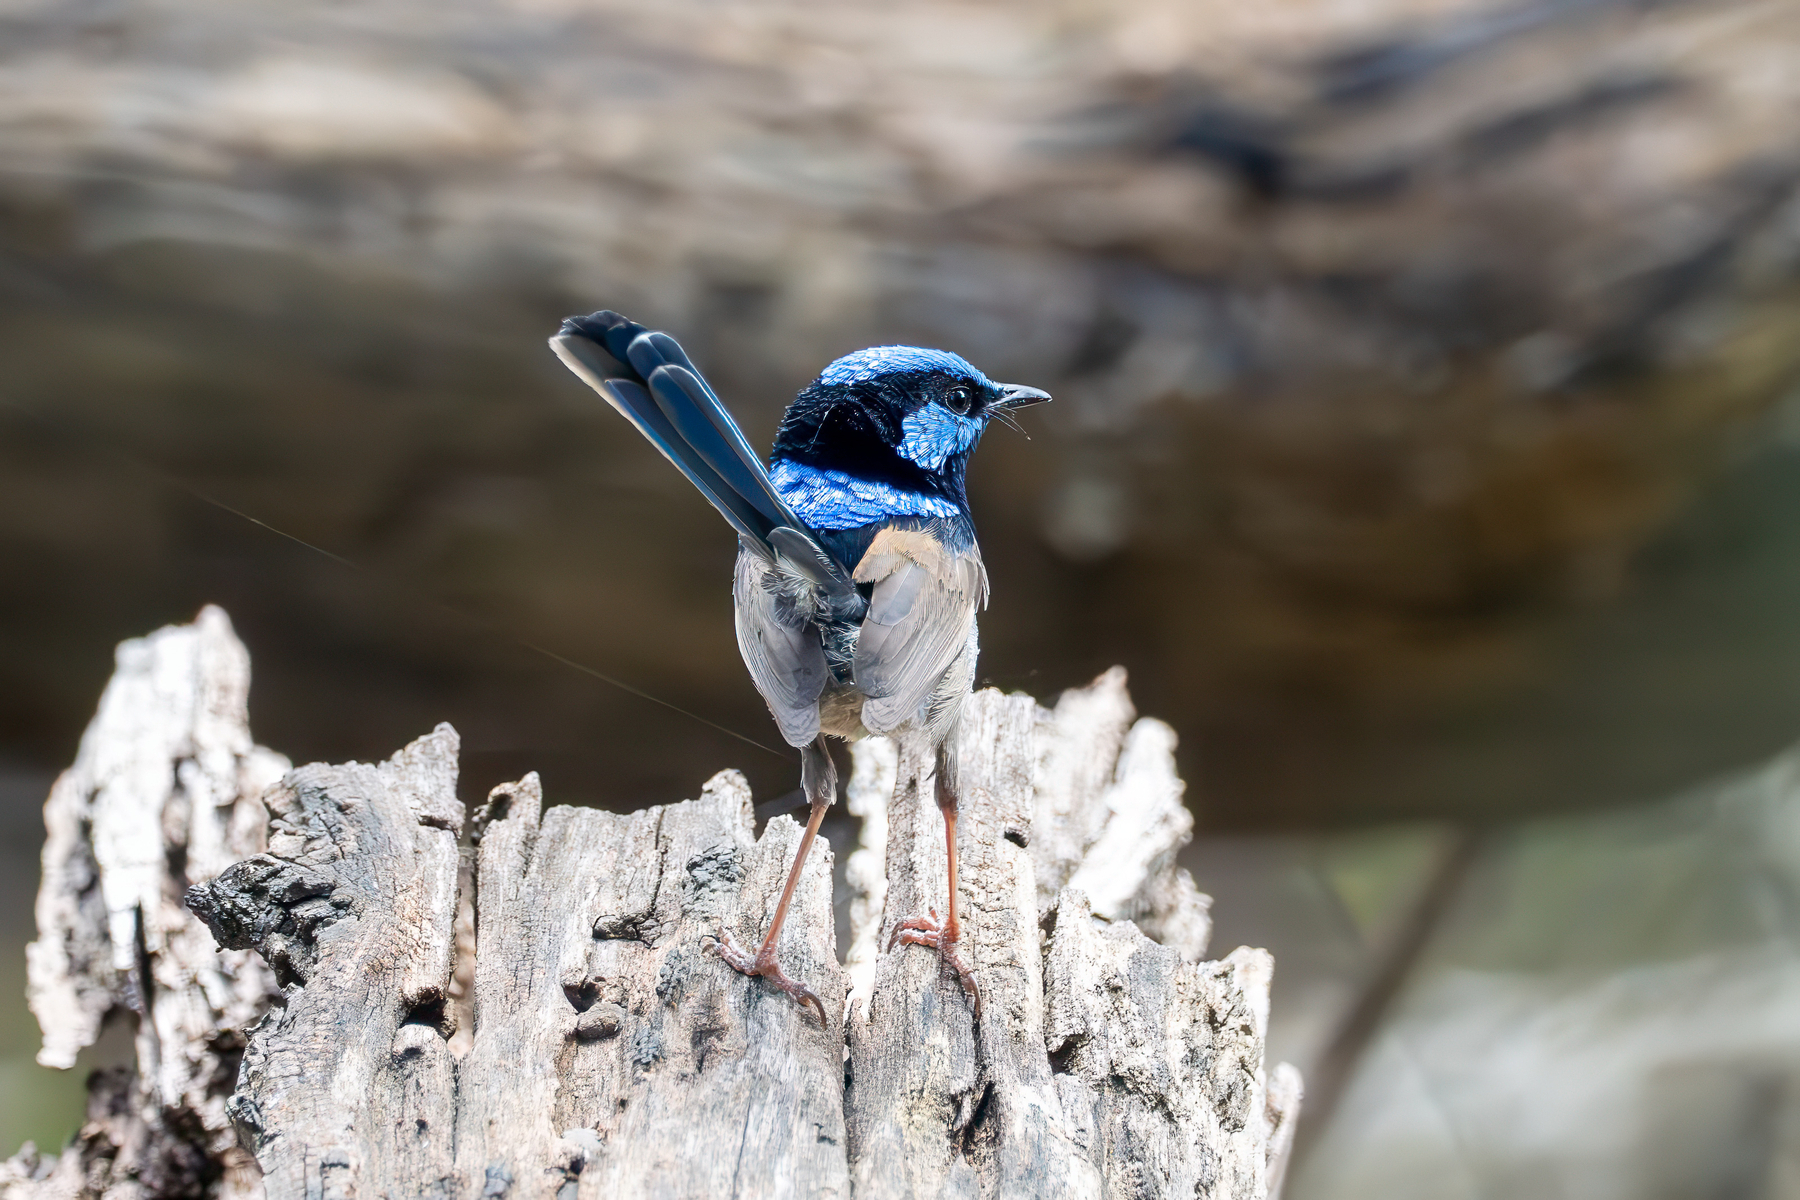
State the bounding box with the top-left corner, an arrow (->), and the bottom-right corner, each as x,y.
887,908 -> 982,1018
711,926 -> 827,1024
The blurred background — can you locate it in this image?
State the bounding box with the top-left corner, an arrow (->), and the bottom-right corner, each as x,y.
4,0 -> 1800,1193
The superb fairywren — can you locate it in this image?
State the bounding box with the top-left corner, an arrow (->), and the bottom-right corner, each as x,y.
551,312 -> 1048,1020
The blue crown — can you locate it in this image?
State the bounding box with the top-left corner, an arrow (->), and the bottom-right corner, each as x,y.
815,345 -> 990,388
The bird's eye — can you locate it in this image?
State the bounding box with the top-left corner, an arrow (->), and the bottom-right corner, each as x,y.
945,386 -> 973,415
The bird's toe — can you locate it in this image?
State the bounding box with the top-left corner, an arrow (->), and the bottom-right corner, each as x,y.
886,909 -> 981,1019
709,926 -> 828,1024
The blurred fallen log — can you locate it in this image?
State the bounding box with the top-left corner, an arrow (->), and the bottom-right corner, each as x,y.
2,610 -> 1300,1199
7,0 -> 1800,830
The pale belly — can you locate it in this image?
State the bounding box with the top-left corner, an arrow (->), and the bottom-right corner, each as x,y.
817,684 -> 870,741
812,625 -> 978,746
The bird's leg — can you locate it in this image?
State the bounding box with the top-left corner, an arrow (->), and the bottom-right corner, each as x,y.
887,744 -> 982,1018
712,737 -> 834,1023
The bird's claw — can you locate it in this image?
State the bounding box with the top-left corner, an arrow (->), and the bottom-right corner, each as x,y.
886,909 -> 982,1018
711,926 -> 827,1024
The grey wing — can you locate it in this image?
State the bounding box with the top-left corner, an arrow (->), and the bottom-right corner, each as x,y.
852,532 -> 987,737
733,544 -> 827,747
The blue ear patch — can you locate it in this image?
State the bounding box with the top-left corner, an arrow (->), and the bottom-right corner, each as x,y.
898,405 -> 983,471
816,345 -> 991,388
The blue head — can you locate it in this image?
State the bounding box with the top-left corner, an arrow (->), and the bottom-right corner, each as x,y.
769,346 -> 1049,531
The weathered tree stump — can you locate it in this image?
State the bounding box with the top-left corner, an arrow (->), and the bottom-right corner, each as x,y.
3,610 -> 1299,1199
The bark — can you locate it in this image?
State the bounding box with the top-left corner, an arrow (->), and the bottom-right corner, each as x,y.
5,611 -> 1297,1200
842,682 -> 1293,1200
11,606 -> 287,1199
1029,668 -> 1214,961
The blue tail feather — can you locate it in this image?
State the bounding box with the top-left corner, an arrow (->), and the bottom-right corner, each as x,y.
644,363 -> 792,532
603,376 -> 777,547
588,315 -> 795,531
551,311 -> 856,595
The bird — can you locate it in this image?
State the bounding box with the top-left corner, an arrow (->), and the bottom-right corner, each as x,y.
549,310 -> 1049,1023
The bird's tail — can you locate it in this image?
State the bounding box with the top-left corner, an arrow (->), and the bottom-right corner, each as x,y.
550,311 -> 856,603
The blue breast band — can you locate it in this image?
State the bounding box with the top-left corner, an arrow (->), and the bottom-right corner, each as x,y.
770,459 -> 960,530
